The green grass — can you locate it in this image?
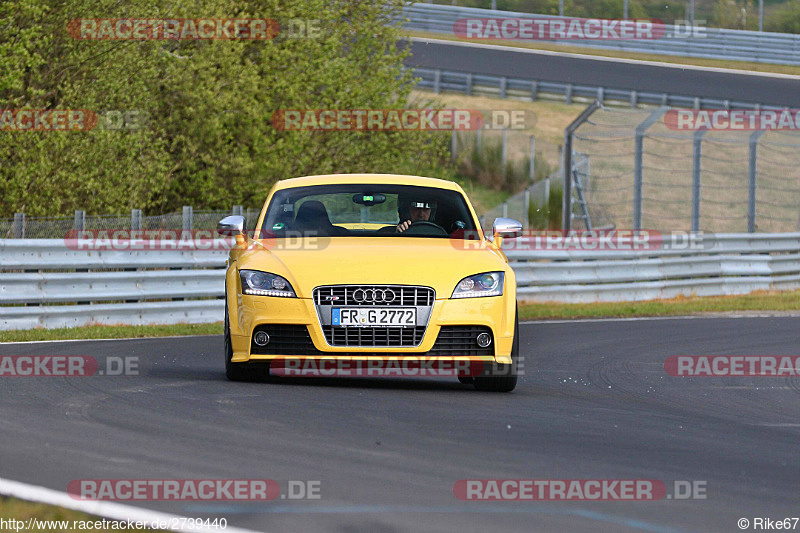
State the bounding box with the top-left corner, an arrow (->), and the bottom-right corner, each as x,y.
0,322 -> 221,343
0,496 -> 159,531
518,289 -> 800,320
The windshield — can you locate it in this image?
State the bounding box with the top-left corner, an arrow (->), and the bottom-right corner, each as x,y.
260,184 -> 479,239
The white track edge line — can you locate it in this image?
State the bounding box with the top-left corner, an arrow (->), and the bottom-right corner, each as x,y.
522,314 -> 800,324
0,334 -> 220,346
410,36 -> 800,81
0,476 -> 261,533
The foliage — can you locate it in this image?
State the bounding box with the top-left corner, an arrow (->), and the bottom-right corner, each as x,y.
0,0 -> 443,216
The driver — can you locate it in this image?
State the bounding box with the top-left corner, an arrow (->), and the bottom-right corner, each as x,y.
396,197 -> 436,233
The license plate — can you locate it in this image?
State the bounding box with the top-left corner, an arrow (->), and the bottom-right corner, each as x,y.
332,307 -> 416,327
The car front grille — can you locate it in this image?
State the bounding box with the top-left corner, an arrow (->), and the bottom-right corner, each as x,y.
313,285 -> 434,307
313,285 -> 435,348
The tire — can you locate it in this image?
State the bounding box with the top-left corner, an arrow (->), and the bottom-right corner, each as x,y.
473,307 -> 519,392
224,302 -> 257,382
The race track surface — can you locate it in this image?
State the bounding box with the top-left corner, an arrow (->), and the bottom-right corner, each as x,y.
405,39 -> 800,108
2,317 -> 800,532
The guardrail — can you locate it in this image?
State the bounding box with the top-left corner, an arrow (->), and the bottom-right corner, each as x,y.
0,240 -> 227,330
402,3 -> 800,66
2,234 -> 799,330
414,67 -> 778,111
508,232 -> 800,302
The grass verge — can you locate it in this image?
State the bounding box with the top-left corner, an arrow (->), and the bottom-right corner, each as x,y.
0,322 -> 221,343
518,289 -> 800,320
0,496 -> 158,531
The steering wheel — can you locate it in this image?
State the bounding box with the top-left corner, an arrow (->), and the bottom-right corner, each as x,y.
401,220 -> 448,236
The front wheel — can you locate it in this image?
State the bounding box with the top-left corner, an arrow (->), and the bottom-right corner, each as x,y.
473,308 -> 519,392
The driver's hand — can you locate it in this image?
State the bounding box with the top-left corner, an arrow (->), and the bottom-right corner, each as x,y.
396,220 -> 412,233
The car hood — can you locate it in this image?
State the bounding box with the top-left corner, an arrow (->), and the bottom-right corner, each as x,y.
236,237 -> 508,299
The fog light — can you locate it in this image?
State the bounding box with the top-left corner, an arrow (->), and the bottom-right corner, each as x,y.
476,332 -> 492,348
254,331 -> 270,346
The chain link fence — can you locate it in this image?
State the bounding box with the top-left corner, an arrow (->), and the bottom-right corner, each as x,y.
570,106 -> 800,233
1,207 -> 262,239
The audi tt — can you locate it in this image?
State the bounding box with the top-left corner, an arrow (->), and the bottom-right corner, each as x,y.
218,174 -> 522,392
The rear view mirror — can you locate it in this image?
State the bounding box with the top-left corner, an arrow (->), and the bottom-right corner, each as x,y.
217,215 -> 245,236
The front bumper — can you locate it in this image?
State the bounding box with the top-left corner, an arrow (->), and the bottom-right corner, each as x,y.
229,294 -> 514,365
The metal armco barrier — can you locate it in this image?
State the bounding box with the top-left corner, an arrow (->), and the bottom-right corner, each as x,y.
402,3 -> 800,66
1,234 -> 799,330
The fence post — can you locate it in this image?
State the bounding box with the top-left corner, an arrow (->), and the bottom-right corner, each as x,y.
233,205 -> 243,216
523,188 -> 531,230
528,136 -> 536,181
633,108 -> 668,230
562,101 -> 601,231
747,131 -> 765,233
691,130 -> 707,232
13,213 -> 24,238
131,209 -> 142,230
502,201 -> 508,218
451,130 -> 457,162
476,128 -> 482,151
183,206 -> 193,231
501,128 -> 508,184
74,210 -> 85,232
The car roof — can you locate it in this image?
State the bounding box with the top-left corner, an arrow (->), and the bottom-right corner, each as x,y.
272,174 -> 464,192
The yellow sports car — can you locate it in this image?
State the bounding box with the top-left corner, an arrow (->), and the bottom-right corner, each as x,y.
219,174 -> 522,392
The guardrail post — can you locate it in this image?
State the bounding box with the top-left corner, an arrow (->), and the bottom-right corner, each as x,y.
693,97 -> 701,110
433,69 -> 441,94
630,90 -> 638,108
661,94 -> 669,106
633,108 -> 668,231
748,131 -> 765,233
13,213 -> 24,238
563,101 -> 601,231
565,84 -> 573,105
531,81 -> 538,101
597,87 -> 604,106
528,136 -> 536,181
183,206 -> 193,231
499,77 -> 507,99
691,130 -> 707,232
131,209 -> 142,230
466,73 -> 473,96
74,210 -> 85,232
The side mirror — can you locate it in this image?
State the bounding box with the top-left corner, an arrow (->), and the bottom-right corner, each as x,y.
217,215 -> 245,236
492,217 -> 522,239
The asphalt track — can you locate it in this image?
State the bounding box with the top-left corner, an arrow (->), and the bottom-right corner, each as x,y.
2,317 -> 800,532
405,39 -> 800,108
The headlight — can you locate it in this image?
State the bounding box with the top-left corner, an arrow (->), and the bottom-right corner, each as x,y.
240,270 -> 296,297
451,272 -> 504,298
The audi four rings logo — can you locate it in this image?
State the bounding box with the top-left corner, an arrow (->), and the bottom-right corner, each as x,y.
352,288 -> 396,303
